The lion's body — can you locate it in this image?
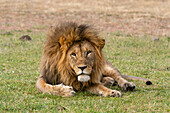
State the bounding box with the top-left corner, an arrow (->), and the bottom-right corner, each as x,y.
36,22 -> 150,97
40,23 -> 105,90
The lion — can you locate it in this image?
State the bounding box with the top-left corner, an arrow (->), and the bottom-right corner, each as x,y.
36,22 -> 152,97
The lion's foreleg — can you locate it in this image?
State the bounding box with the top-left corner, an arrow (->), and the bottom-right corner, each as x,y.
103,61 -> 136,91
85,83 -> 121,97
36,75 -> 75,97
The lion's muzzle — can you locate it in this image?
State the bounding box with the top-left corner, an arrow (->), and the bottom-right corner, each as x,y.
78,75 -> 90,82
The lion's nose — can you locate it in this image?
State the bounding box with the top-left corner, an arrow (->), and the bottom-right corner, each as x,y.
78,66 -> 87,71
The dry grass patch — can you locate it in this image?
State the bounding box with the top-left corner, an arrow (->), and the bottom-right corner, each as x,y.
0,0 -> 170,36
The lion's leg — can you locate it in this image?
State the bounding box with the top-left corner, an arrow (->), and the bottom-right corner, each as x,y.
85,83 -> 121,97
36,75 -> 75,97
103,61 -> 136,91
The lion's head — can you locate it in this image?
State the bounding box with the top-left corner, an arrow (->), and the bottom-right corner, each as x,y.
67,40 -> 95,82
41,22 -> 105,90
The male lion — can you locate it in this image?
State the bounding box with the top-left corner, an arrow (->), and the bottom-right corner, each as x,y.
36,22 -> 152,97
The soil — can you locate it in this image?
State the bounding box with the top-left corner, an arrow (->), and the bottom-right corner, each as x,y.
0,0 -> 170,36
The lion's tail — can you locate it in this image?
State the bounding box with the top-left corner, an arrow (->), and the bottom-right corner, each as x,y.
121,75 -> 152,85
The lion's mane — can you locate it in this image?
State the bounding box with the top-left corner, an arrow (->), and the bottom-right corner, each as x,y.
40,22 -> 105,90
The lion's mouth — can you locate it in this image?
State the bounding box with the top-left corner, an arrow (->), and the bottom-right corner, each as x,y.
78,72 -> 89,76
77,74 -> 90,82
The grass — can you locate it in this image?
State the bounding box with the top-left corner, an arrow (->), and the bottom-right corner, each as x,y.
0,31 -> 169,112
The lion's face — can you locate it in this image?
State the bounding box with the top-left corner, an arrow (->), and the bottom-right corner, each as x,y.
67,40 -> 95,81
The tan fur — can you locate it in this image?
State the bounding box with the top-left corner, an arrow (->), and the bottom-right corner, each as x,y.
36,22 -> 150,97
101,77 -> 115,86
39,22 -> 105,90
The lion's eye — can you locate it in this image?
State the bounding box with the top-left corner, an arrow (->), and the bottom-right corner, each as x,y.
71,53 -> 76,57
86,51 -> 92,56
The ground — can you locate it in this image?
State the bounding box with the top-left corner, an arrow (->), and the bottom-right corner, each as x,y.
0,0 -> 169,112
0,0 -> 170,36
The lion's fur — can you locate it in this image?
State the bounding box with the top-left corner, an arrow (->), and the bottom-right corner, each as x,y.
40,22 -> 106,90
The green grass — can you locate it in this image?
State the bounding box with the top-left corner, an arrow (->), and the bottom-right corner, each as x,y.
0,31 -> 169,112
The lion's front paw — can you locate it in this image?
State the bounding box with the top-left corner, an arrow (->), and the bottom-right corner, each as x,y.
121,82 -> 136,91
101,89 -> 121,97
61,85 -> 76,97
52,84 -> 76,97
102,77 -> 115,86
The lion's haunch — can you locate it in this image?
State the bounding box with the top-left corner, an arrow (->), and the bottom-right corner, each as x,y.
78,75 -> 90,82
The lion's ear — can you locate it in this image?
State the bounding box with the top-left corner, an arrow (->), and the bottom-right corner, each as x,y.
90,38 -> 105,50
59,37 -> 64,46
100,38 -> 105,49
96,38 -> 105,50
92,38 -> 105,57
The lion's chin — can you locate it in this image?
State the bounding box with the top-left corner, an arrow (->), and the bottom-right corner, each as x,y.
77,75 -> 90,82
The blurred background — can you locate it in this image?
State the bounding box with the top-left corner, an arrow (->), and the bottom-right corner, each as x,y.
0,0 -> 170,36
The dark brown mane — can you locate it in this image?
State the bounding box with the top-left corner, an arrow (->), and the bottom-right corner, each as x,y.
40,22 -> 105,90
